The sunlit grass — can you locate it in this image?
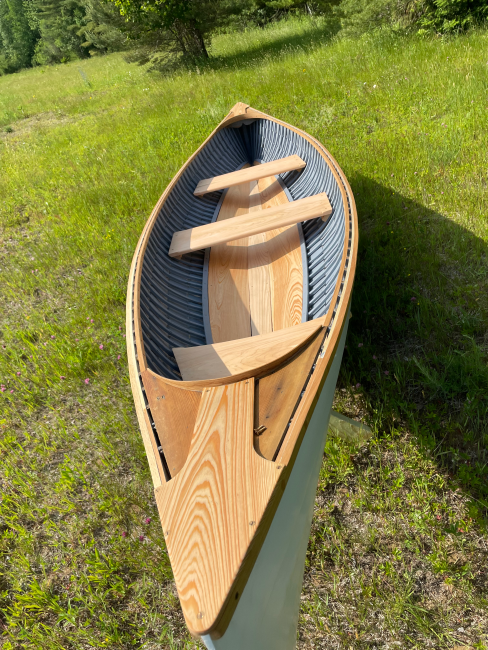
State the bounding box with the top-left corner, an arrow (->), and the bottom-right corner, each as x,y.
0,17 -> 487,649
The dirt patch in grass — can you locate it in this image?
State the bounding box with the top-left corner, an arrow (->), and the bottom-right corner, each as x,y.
1,111 -> 77,140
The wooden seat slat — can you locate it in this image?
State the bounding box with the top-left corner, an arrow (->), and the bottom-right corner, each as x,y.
173,320 -> 322,382
193,155 -> 306,196
169,193 -> 332,259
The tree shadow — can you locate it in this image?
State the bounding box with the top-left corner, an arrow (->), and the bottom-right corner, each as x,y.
199,18 -> 340,74
338,173 -> 488,515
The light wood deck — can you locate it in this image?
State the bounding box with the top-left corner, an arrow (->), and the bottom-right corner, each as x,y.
193,155 -> 306,196
173,320 -> 322,382
168,193 -> 332,259
154,378 -> 282,635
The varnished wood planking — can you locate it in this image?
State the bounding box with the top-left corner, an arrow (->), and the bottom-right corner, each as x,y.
154,379 -> 281,635
141,369 -> 201,477
173,320 -> 323,382
254,331 -> 323,460
194,155 -> 306,196
258,175 -> 303,330
168,193 -> 332,258
208,180 -> 252,344
127,101 -> 359,641
247,179 -> 273,336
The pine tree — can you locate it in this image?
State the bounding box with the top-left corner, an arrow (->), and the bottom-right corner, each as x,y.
0,0 -> 39,72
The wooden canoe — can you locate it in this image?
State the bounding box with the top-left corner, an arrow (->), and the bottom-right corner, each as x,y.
126,102 -> 358,648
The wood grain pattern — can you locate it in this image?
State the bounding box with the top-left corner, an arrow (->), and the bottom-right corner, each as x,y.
208,179 -> 252,344
169,193 -> 332,258
194,155 -> 306,196
247,180 -> 273,336
173,320 -> 323,382
154,379 -> 282,635
141,369 -> 202,477
258,175 -> 303,330
254,331 -> 323,460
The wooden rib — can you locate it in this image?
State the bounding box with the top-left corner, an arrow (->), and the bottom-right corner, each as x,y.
154,379 -> 282,636
194,155 -> 306,196
173,320 -> 322,382
258,175 -> 303,330
168,193 -> 332,258
141,369 -> 201,477
208,178 -> 252,344
247,179 -> 273,336
254,330 -> 323,460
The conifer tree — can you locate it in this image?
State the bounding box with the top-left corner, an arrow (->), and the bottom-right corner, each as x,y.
0,0 -> 38,71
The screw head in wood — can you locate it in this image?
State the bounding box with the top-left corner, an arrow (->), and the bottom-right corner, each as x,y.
249,521 -> 255,526
197,611 -> 204,619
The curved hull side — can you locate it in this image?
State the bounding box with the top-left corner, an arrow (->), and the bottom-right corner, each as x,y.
202,311 -> 350,650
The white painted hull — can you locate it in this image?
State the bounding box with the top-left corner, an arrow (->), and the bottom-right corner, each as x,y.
202,317 -> 349,650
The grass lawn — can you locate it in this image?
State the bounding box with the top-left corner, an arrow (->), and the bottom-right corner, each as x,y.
1,16 -> 487,649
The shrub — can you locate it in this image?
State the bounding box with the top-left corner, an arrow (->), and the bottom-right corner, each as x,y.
337,0 -> 488,34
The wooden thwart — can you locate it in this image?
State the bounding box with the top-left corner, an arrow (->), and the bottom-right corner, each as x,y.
194,155 -> 306,196
173,319 -> 322,382
169,193 -> 332,258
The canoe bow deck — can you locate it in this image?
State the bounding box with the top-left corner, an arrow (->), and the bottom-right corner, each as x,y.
126,102 -> 358,645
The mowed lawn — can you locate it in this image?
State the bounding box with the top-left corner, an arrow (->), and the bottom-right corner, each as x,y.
0,17 -> 487,649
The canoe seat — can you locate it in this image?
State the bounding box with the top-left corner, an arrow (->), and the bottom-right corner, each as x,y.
168,193 -> 332,259
173,319 -> 323,381
194,155 -> 306,196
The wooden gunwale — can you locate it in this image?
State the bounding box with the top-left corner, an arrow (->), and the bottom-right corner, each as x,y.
126,102 -> 358,638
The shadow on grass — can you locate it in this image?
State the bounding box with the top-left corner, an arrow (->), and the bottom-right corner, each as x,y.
339,173 -> 488,516
198,18 -> 340,73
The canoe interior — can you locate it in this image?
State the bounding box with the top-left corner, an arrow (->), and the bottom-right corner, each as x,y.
140,118 -> 346,380
129,105 -> 357,639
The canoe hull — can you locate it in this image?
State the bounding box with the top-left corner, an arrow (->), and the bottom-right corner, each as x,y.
202,311 -> 349,650
126,103 -> 358,640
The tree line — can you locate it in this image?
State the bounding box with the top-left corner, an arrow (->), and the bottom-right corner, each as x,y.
0,0 -> 486,76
